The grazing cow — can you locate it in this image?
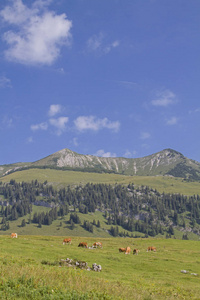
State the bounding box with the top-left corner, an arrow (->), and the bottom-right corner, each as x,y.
78,242 -> 88,248
133,249 -> 139,255
11,233 -> 17,238
125,247 -> 131,254
63,238 -> 72,245
119,247 -> 126,253
93,242 -> 103,248
147,246 -> 156,252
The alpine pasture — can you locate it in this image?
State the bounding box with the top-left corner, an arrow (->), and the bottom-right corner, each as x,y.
1,169 -> 200,299
0,235 -> 200,299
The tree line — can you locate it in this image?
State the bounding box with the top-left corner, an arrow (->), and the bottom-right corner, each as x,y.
0,180 -> 200,237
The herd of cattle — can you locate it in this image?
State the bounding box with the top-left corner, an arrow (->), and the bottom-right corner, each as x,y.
61,237 -> 157,254
11,233 -> 156,254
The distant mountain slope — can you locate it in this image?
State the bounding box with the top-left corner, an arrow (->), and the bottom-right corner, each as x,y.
1,148 -> 200,180
31,148 -> 200,180
0,162 -> 31,178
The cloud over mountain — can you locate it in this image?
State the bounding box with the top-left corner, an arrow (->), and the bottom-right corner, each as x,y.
74,116 -> 120,132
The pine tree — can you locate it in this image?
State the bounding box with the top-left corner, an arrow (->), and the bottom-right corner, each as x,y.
21,219 -> 26,227
168,225 -> 174,235
70,219 -> 75,230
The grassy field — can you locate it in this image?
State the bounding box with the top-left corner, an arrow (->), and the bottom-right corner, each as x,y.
0,235 -> 199,299
1,168 -> 200,195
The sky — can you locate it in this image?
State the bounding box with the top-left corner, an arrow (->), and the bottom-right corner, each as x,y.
0,0 -> 200,165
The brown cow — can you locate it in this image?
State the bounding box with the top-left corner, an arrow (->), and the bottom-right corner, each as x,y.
11,233 -> 17,238
147,246 -> 156,252
133,249 -> 139,255
63,238 -> 72,245
93,242 -> 102,248
119,247 -> 126,253
125,247 -> 131,254
78,242 -> 88,248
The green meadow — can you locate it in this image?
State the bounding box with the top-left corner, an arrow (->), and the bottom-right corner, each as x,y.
1,168 -> 200,195
0,235 -> 199,299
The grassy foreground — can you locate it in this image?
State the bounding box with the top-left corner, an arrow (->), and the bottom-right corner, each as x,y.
1,168 -> 200,195
0,235 -> 199,299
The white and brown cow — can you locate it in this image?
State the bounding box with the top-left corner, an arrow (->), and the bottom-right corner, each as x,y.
133,249 -> 139,255
93,242 -> 103,248
11,233 -> 17,238
63,238 -> 72,245
125,247 -> 131,254
147,246 -> 156,252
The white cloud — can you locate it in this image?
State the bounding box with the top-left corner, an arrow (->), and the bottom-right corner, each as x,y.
32,0 -> 53,9
2,116 -> 13,128
72,137 -> 78,146
87,33 -> 119,54
0,76 -> 12,88
112,40 -> 120,48
140,132 -> 151,140
123,150 -> 137,158
104,40 -> 120,54
166,116 -> 178,125
74,116 -> 120,132
0,0 -> 72,65
94,149 -> 117,158
49,116 -> 68,135
48,104 -> 62,116
189,108 -> 200,114
87,33 -> 103,51
151,89 -> 176,107
31,122 -> 48,131
57,67 -> 65,74
118,80 -> 137,89
27,136 -> 33,143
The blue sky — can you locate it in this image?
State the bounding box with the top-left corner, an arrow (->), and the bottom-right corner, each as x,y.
0,0 -> 200,164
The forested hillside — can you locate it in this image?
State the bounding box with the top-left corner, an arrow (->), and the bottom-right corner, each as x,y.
0,179 -> 200,239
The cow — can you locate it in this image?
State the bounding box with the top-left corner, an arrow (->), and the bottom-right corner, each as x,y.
147,246 -> 156,252
133,249 -> 139,255
63,238 -> 72,245
11,233 -> 17,238
93,242 -> 102,248
125,247 -> 131,254
119,247 -> 126,253
78,242 -> 88,248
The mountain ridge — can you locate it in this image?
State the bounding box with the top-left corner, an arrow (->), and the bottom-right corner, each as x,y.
1,148 -> 200,180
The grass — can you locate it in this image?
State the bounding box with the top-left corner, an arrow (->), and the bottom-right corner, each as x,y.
0,235 -> 200,299
1,168 -> 200,195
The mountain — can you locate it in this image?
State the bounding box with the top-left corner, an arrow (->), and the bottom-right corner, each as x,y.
30,148 -> 200,180
1,148 -> 200,180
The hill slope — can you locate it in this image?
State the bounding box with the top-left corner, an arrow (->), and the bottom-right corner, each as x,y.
1,148 -> 200,180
